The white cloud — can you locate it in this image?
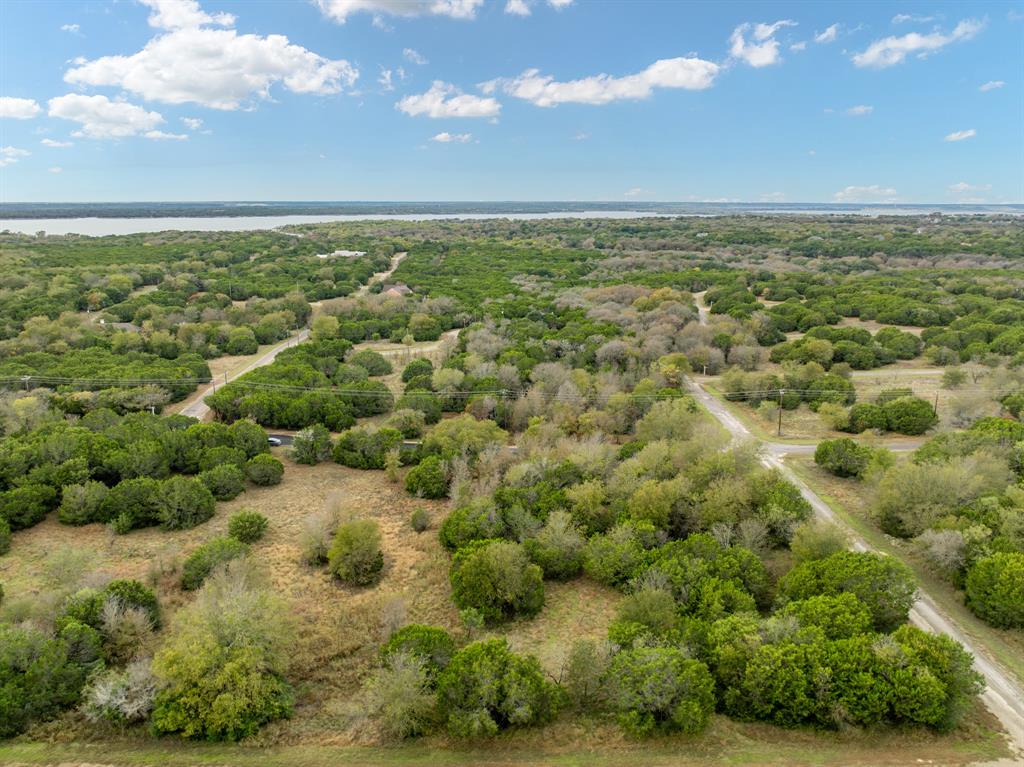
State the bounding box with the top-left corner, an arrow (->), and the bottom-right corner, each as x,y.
48,94 -> 166,139
397,81 -> 500,118
139,0 -> 234,30
483,56 -> 719,107
845,104 -> 873,116
65,3 -> 356,110
979,80 -> 1005,91
0,97 -> 41,119
623,187 -> 652,198
548,0 -> 573,6
145,130 -> 188,140
378,68 -> 394,91
790,41 -> 807,51
48,166 -> 63,174
316,0 -> 483,23
948,181 -> 991,193
506,0 -> 530,15
403,48 -> 428,65
0,146 -> 31,167
892,14 -> 934,24
833,184 -> 898,202
431,131 -> 472,143
853,19 -> 983,68
181,116 -> 203,130
814,23 -> 838,43
944,128 -> 976,142
61,23 -> 80,34
729,20 -> 797,67
41,138 -> 73,147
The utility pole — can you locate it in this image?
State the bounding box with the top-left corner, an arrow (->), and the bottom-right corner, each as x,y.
933,392 -> 939,416
777,388 -> 784,437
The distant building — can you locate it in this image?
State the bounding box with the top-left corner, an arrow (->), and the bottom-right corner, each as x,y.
381,282 -> 413,297
316,249 -> 366,259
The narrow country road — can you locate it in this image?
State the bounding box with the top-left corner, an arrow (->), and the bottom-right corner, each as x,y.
690,293 -> 1024,753
178,251 -> 408,421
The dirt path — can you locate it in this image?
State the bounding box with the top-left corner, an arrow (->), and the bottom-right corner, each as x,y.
356,251 -> 407,297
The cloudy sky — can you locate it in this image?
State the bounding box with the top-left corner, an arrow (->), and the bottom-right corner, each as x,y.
0,0 -> 1021,203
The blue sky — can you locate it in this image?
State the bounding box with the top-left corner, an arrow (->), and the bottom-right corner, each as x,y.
0,0 -> 1021,203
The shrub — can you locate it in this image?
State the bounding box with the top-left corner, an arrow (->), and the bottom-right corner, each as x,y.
197,445 -> 247,472
436,639 -> 560,737
198,463 -> 247,501
104,579 -> 161,628
290,424 -> 333,465
57,481 -> 110,526
180,537 -> 249,590
778,550 -> 917,632
608,647 -> 715,736
158,476 -> 217,530
333,426 -> 403,470
0,517 -> 10,556
965,553 -> 1024,628
523,511 -> 585,580
328,518 -> 384,586
349,349 -> 393,376
245,454 -> 284,486
450,540 -> 544,624
421,415 -> 508,460
100,600 -> 155,665
228,510 -> 268,543
583,524 -> 646,587
82,659 -> 157,724
402,358 -> 434,383
299,507 -> 339,565
395,391 -> 443,424
381,624 -> 456,681
102,477 -> 161,533
562,639 -> 613,710
0,484 -> 56,530
386,408 -> 427,438
151,563 -> 294,740
410,507 -> 430,532
438,499 -> 507,551
814,438 -> 874,478
405,455 -> 448,499
789,520 -> 848,563
364,651 -> 436,739
883,396 -> 938,435
780,593 -> 873,640
845,403 -> 887,433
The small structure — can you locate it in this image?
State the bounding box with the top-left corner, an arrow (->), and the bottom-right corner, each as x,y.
381,282 -> 414,298
316,249 -> 366,259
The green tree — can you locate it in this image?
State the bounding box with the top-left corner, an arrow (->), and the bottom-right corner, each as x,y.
328,518 -> 384,586
450,540 -> 544,624
608,647 -> 715,736
965,553 -> 1024,628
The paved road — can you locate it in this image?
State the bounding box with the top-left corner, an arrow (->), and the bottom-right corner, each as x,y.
689,293 -> 1024,753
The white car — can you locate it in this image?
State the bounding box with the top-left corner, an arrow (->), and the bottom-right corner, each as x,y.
267,437 -> 282,446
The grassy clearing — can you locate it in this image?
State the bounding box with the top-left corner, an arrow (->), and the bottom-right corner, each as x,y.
787,456 -> 1024,687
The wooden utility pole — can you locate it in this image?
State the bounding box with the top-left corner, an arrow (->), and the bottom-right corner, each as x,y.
777,388 -> 784,436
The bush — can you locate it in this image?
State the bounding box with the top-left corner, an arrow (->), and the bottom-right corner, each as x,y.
57,481 -> 110,526
381,624 -> 456,681
104,579 -> 161,628
349,349 -> 393,376
410,507 -> 430,532
228,510 -> 268,543
778,550 -> 916,632
197,445 -> 247,472
0,483 -> 57,531
523,511 -> 585,580
789,520 -> 848,563
102,477 -> 161,533
328,518 -> 384,586
0,517 -> 10,555
608,647 -> 715,736
180,537 -> 249,590
158,476 -> 217,530
402,358 -> 434,383
450,540 -> 545,624
780,593 -> 873,640
290,424 -> 332,465
814,438 -> 874,478
364,651 -> 436,739
421,415 -> 507,460
563,639 -> 613,710
198,463 -> 247,501
99,600 -> 155,665
435,639 -> 560,737
883,396 -> 938,435
245,454 -> 284,486
965,553 -> 1024,628
583,524 -> 646,587
386,408 -> 427,438
405,455 -> 448,499
395,391 -> 443,424
845,403 -> 887,433
333,426 -> 403,470
151,563 -> 294,740
82,659 -> 157,724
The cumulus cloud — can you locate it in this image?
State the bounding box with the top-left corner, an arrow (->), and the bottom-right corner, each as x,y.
506,0 -> 530,15
833,184 -> 898,202
729,20 -> 797,67
48,94 -> 166,139
0,96 -> 41,119
64,3 -> 358,110
181,116 -> 203,130
789,41 -> 807,51
944,129 -> 976,142
814,23 -> 838,43
397,81 -> 500,118
979,80 -> 1004,91
140,0 -> 234,30
41,138 -> 73,147
482,56 -> 719,107
431,131 -> 472,142
0,146 -> 30,167
845,104 -> 873,116
316,0 -> 483,23
146,130 -> 188,140
378,68 -> 394,91
403,48 -> 428,65
61,23 -> 80,34
853,19 -> 983,68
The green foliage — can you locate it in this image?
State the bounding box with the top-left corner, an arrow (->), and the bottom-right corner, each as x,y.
0,483 -> 57,530
158,476 -> 217,530
845,403 -> 887,434
780,593 -> 873,640
57,481 -> 110,525
403,455 -> 447,499
349,349 -> 393,376
450,540 -> 545,624
228,510 -> 269,543
333,426 -> 403,470
181,537 -> 249,590
290,424 -> 333,465
882,396 -> 938,435
965,553 -> 1024,628
198,463 -> 247,501
364,651 -> 437,740
583,524 -> 647,587
778,550 -> 916,632
814,437 -> 874,478
0,517 -> 10,555
435,639 -> 560,737
245,453 -> 284,485
103,477 -> 161,533
422,415 -> 507,460
523,511 -> 585,580
380,624 -> 456,682
328,518 -> 384,586
104,579 -> 161,628
402,358 -> 434,383
608,647 -> 715,736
